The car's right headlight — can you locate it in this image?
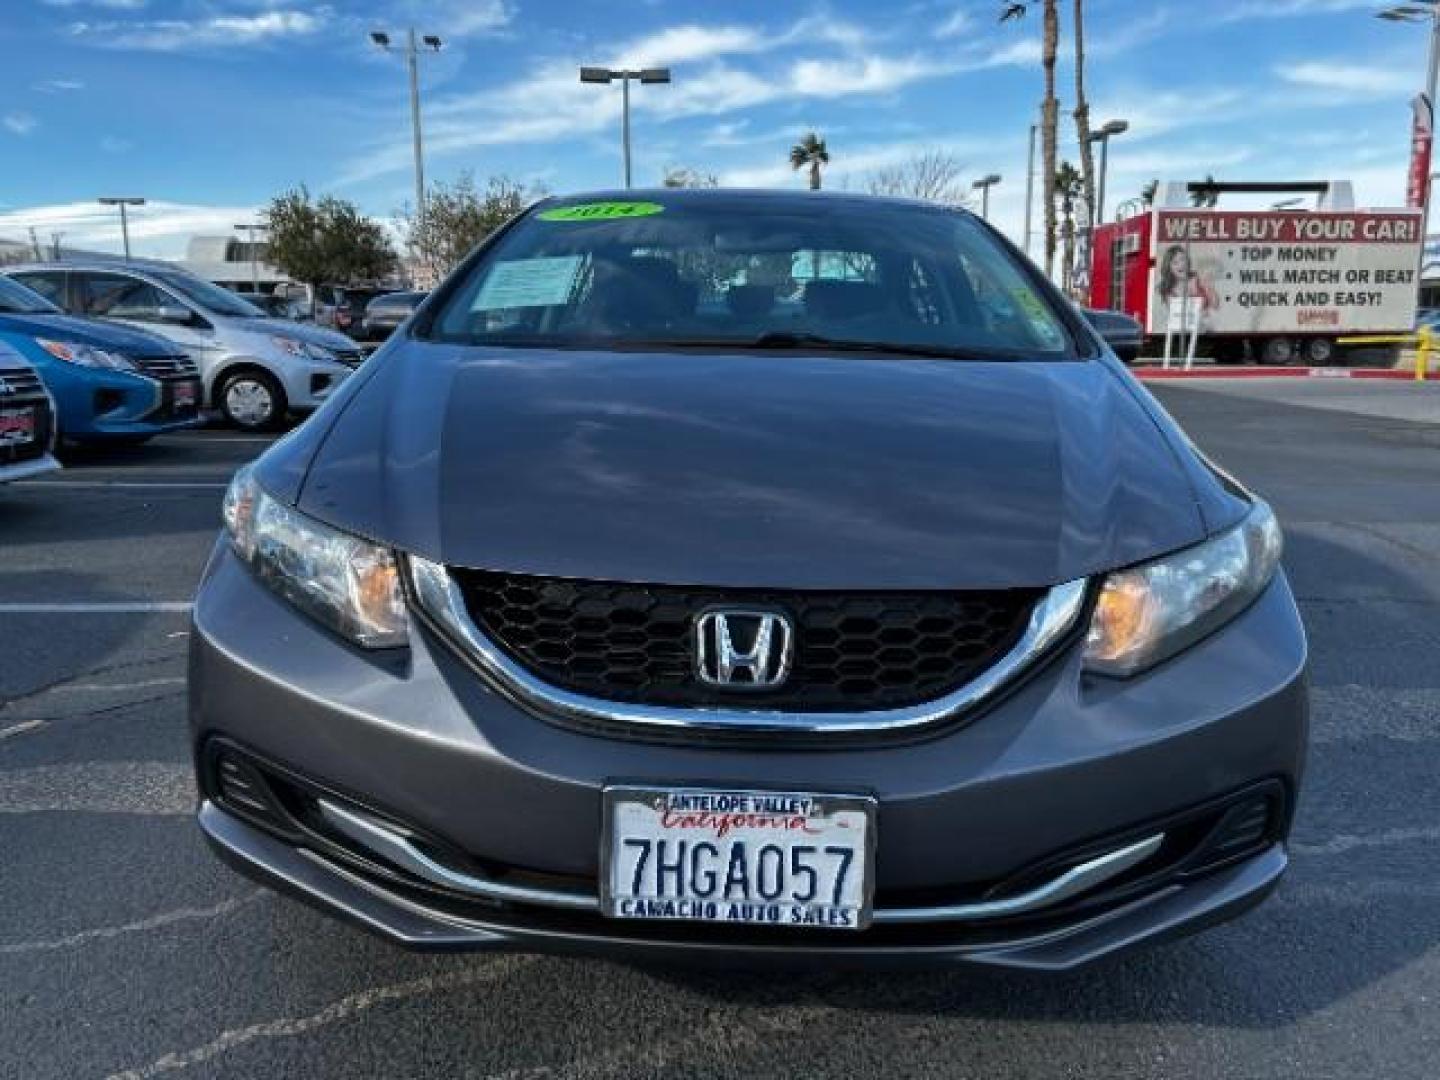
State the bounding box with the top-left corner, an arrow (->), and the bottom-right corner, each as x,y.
1083,500 -> 1283,678
36,339 -> 139,372
222,466 -> 407,648
271,336 -> 339,363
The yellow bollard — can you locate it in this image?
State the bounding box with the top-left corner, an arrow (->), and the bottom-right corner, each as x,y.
1420,326 -> 1432,383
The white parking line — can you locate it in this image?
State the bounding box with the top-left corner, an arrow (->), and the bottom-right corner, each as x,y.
0,602 -> 192,614
0,892 -> 265,956
104,959 -> 532,1080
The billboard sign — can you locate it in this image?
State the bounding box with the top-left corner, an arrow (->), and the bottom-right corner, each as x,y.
1409,93 -> 1434,210
1147,210 -> 1424,335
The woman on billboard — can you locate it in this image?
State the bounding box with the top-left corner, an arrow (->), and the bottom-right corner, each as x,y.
1157,244 -> 1220,332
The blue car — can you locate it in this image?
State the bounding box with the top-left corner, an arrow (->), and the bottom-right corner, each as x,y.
0,274 -> 202,445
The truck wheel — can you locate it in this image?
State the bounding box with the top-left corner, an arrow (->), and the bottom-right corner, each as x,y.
1304,338 -> 1338,366
1213,340 -> 1245,365
219,370 -> 287,432
1260,337 -> 1295,366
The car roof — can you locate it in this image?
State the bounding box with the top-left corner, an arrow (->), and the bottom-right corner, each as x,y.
4,259 -> 181,278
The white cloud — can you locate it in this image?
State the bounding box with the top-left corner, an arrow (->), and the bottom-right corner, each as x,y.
1278,62 -> 1414,99
70,9 -> 326,51
0,200 -> 265,260
3,113 -> 38,136
41,0 -> 147,8
33,79 -> 84,93
935,9 -> 970,39
1221,0 -> 1375,21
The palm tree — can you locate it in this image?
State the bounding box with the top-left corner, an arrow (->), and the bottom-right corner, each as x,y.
1055,161 -> 1083,293
789,132 -> 830,191
1071,0 -> 1096,228
1001,2 -> 1060,276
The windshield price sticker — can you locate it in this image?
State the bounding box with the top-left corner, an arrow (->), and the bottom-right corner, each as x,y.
471,255 -> 584,312
603,787 -> 875,931
538,201 -> 665,222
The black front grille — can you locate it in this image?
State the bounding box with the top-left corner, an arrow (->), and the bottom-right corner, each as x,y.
0,365 -> 52,465
451,570 -> 1043,712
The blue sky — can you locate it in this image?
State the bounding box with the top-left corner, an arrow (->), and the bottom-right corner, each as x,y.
0,0 -> 1427,258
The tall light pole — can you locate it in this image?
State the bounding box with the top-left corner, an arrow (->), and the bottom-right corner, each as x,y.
98,196 -> 145,260
1379,2 -> 1440,209
972,174 -> 1002,220
1086,119 -> 1129,225
579,67 -> 672,188
234,222 -> 264,293
371,29 -> 442,233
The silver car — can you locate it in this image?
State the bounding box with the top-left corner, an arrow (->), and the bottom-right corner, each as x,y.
3,263 -> 364,431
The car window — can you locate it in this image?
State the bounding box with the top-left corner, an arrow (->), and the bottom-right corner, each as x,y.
11,272 -> 66,308
425,198 -> 1075,360
0,274 -> 62,314
78,272 -> 181,322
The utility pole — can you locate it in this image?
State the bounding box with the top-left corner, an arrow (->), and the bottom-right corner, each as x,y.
98,196 -> 145,260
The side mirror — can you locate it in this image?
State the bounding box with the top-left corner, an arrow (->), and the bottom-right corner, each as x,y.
156,305 -> 193,326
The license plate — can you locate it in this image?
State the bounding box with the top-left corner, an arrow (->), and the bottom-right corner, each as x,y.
602,786 -> 875,931
174,383 -> 197,409
0,408 -> 35,446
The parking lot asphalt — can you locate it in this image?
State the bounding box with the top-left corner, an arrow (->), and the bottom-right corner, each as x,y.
2,381 -> 1438,1080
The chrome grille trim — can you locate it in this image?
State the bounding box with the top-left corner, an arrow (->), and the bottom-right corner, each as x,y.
407,556 -> 1088,736
314,797 -> 1160,923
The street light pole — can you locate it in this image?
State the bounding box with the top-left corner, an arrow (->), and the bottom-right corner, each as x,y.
1086,119 -> 1129,225
972,174 -> 1002,221
580,67 -> 672,188
372,29 -> 442,234
98,197 -> 145,260
1379,2 -> 1440,210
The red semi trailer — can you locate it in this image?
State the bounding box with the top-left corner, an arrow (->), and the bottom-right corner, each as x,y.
1088,181 -> 1423,365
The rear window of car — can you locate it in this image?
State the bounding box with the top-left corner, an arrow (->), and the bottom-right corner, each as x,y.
421,197 -> 1077,361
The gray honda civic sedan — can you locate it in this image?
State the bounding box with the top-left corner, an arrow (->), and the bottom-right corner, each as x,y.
190,190 -> 1307,969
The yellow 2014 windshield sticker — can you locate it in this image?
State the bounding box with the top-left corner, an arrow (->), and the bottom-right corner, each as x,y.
538,201 -> 664,222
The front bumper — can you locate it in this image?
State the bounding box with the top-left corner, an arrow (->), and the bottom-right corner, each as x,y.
200,798 -> 1287,969
189,542 -> 1308,967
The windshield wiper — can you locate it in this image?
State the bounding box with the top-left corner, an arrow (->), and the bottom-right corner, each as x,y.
745,331 -> 990,361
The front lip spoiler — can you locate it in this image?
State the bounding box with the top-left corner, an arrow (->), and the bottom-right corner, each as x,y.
315,797 -> 1163,924
200,800 -> 1286,969
409,560 -> 1090,737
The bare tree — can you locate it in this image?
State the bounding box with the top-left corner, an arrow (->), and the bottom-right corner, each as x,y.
866,151 -> 974,207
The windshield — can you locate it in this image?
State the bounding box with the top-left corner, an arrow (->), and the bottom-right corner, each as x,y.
0,275 -> 61,315
153,271 -> 265,318
423,196 -> 1077,359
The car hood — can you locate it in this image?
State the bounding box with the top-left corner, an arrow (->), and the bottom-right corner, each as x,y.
251,319 -> 356,353
284,345 -> 1217,590
0,311 -> 182,356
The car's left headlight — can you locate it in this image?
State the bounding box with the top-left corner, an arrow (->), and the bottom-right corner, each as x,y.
271,336 -> 339,363
222,466 -> 407,648
36,339 -> 140,372
1083,500 -> 1283,678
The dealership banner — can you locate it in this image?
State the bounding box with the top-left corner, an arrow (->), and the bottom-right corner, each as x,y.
1147,210 -> 1424,336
